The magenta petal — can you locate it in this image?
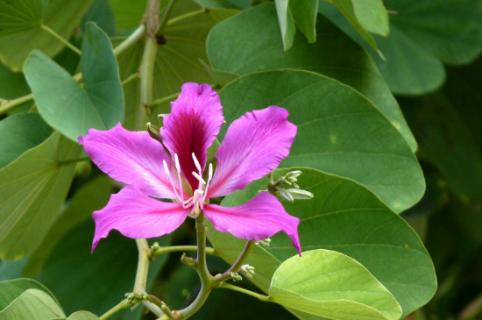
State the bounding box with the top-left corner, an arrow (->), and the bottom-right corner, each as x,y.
79,123 -> 176,199
208,106 -> 297,198
161,83 -> 224,189
204,192 -> 301,254
92,187 -> 189,250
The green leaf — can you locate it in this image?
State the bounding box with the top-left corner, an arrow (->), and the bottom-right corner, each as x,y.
67,311 -> 100,320
24,176 -> 113,276
289,0 -> 319,43
374,0 -> 482,94
375,27 -> 445,95
38,220 -> 171,315
83,0 -> 116,36
321,0 -> 382,53
0,278 -> 57,309
0,133 -> 79,259
0,0 -> 92,71
274,0 -> 296,51
206,3 -> 417,152
0,113 -> 52,167
208,168 -> 436,316
348,0 -> 389,36
269,250 -> 402,320
0,289 -> 65,319
24,23 -> 124,141
0,63 -> 29,99
220,70 -> 424,212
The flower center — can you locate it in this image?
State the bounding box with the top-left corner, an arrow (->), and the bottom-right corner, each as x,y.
162,152 -> 213,218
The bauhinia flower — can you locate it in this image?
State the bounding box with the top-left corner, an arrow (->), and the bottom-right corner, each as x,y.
79,82 -> 301,253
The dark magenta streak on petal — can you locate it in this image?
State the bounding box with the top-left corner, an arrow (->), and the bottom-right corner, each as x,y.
161,83 -> 224,189
204,192 -> 301,254
92,187 -> 190,250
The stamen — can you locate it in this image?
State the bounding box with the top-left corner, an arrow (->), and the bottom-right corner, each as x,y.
192,152 -> 202,173
202,163 -> 214,203
192,171 -> 206,185
173,153 -> 184,200
163,159 -> 183,203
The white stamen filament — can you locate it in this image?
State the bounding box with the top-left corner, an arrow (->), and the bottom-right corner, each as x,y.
162,159 -> 184,204
164,152 -> 214,215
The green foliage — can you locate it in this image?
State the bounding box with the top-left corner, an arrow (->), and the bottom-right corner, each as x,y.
270,249 -> 402,320
0,0 -> 480,319
208,168 -> 436,316
0,0 -> 92,71
207,4 -> 417,151
24,23 -> 124,142
219,71 -> 424,212
0,113 -> 51,167
0,133 -> 80,259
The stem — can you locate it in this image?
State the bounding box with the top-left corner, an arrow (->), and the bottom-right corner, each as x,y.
113,25 -> 146,56
150,245 -> 215,257
122,73 -> 140,86
213,241 -> 254,283
166,9 -> 205,26
178,214 -> 212,319
0,94 -> 33,114
41,24 -> 81,55
138,37 -> 158,128
148,92 -> 179,108
217,283 -> 271,302
133,239 -> 150,293
99,299 -> 130,320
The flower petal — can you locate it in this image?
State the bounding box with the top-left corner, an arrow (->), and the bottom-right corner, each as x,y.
161,83 -> 224,189
92,187 -> 189,250
79,123 -> 176,199
208,106 -> 297,198
204,192 -> 301,254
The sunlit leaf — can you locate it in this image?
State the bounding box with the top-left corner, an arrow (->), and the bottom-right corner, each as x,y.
0,289 -> 65,319
270,250 -> 402,320
0,278 -> 57,309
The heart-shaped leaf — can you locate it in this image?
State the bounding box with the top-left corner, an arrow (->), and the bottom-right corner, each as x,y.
24,22 -> 124,141
219,70 -> 424,212
270,250 -> 402,320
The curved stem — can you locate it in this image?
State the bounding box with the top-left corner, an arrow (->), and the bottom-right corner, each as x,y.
166,9 -> 206,26
138,37 -> 158,128
41,24 -> 81,55
213,241 -> 254,283
217,283 -> 271,302
113,25 -> 146,56
99,299 -> 130,320
0,94 -> 33,115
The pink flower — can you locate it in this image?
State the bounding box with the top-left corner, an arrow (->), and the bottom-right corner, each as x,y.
79,83 -> 301,253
